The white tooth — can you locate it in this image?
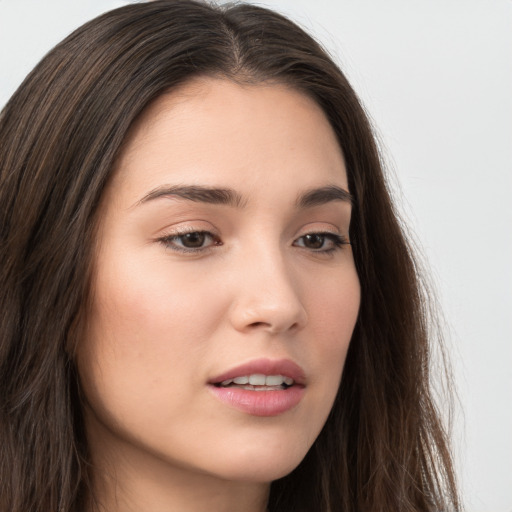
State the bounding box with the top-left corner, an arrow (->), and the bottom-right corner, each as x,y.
265,375 -> 284,386
283,376 -> 294,386
221,379 -> 233,386
233,376 -> 249,385
248,374 -> 266,385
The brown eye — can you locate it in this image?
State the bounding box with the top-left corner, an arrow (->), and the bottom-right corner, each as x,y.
293,232 -> 349,253
180,232 -> 207,248
303,233 -> 325,249
159,230 -> 220,253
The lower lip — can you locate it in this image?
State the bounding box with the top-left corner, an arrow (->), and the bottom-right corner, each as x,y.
208,385 -> 305,417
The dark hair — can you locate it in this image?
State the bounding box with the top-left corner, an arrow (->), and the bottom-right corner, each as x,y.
0,1 -> 459,511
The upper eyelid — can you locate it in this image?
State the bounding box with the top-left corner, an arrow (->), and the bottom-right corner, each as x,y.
153,216 -> 346,235
157,231 -> 219,254
158,228 -> 219,241
299,228 -> 342,236
155,223 -> 218,238
158,228 -> 345,239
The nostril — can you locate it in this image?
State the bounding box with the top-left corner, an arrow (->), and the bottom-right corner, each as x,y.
248,321 -> 267,328
247,320 -> 302,334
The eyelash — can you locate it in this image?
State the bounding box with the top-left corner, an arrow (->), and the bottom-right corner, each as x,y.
157,230 -> 222,254
157,229 -> 350,255
293,232 -> 350,253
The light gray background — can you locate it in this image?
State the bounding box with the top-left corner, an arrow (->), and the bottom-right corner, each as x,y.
1,1 -> 510,510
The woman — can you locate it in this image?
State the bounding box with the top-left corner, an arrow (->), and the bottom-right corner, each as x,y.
0,1 -> 460,511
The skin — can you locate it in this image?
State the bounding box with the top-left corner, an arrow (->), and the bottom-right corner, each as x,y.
77,78 -> 360,512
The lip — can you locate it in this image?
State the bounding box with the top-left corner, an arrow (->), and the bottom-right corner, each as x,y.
207,358 -> 306,417
208,358 -> 306,386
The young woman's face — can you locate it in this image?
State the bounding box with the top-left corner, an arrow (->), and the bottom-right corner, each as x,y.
78,79 -> 360,485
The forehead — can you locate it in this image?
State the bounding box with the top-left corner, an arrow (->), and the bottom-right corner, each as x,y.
109,78 -> 348,206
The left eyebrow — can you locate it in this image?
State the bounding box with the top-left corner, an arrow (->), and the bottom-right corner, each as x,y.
295,185 -> 353,208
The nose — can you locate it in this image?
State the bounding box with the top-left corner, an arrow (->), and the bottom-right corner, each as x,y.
228,249 -> 308,335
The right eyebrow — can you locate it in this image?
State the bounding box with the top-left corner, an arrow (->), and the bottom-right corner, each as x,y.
134,185 -> 246,209
295,185 -> 354,209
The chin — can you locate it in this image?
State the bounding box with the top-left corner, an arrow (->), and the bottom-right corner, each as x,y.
201,437 -> 311,483
215,461 -> 303,484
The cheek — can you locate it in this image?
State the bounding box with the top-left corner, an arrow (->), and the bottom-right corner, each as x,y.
309,267 -> 360,354
77,256 -> 223,423
301,267 -> 360,415
89,251 -> 222,353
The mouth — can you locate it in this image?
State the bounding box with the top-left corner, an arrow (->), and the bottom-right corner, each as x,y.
207,358 -> 306,416
209,357 -> 305,389
214,373 -> 295,391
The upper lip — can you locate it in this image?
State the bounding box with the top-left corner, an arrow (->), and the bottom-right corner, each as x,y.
209,358 -> 306,386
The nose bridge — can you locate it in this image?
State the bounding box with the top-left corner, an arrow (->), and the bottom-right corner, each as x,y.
229,239 -> 308,334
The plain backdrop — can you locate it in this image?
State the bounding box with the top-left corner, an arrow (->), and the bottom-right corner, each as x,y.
1,1 -> 511,511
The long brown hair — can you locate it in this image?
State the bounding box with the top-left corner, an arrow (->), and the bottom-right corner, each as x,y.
0,1 -> 459,510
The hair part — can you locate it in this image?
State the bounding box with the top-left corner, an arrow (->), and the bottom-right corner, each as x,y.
0,1 -> 459,511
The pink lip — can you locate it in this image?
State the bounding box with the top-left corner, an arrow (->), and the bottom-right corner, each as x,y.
208,358 -> 306,386
208,358 -> 306,417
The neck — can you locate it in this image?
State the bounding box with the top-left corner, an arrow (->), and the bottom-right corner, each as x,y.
90,467 -> 269,512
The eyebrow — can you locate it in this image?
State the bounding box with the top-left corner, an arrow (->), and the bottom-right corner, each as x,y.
295,185 -> 353,208
136,184 -> 353,209
137,185 -> 246,208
